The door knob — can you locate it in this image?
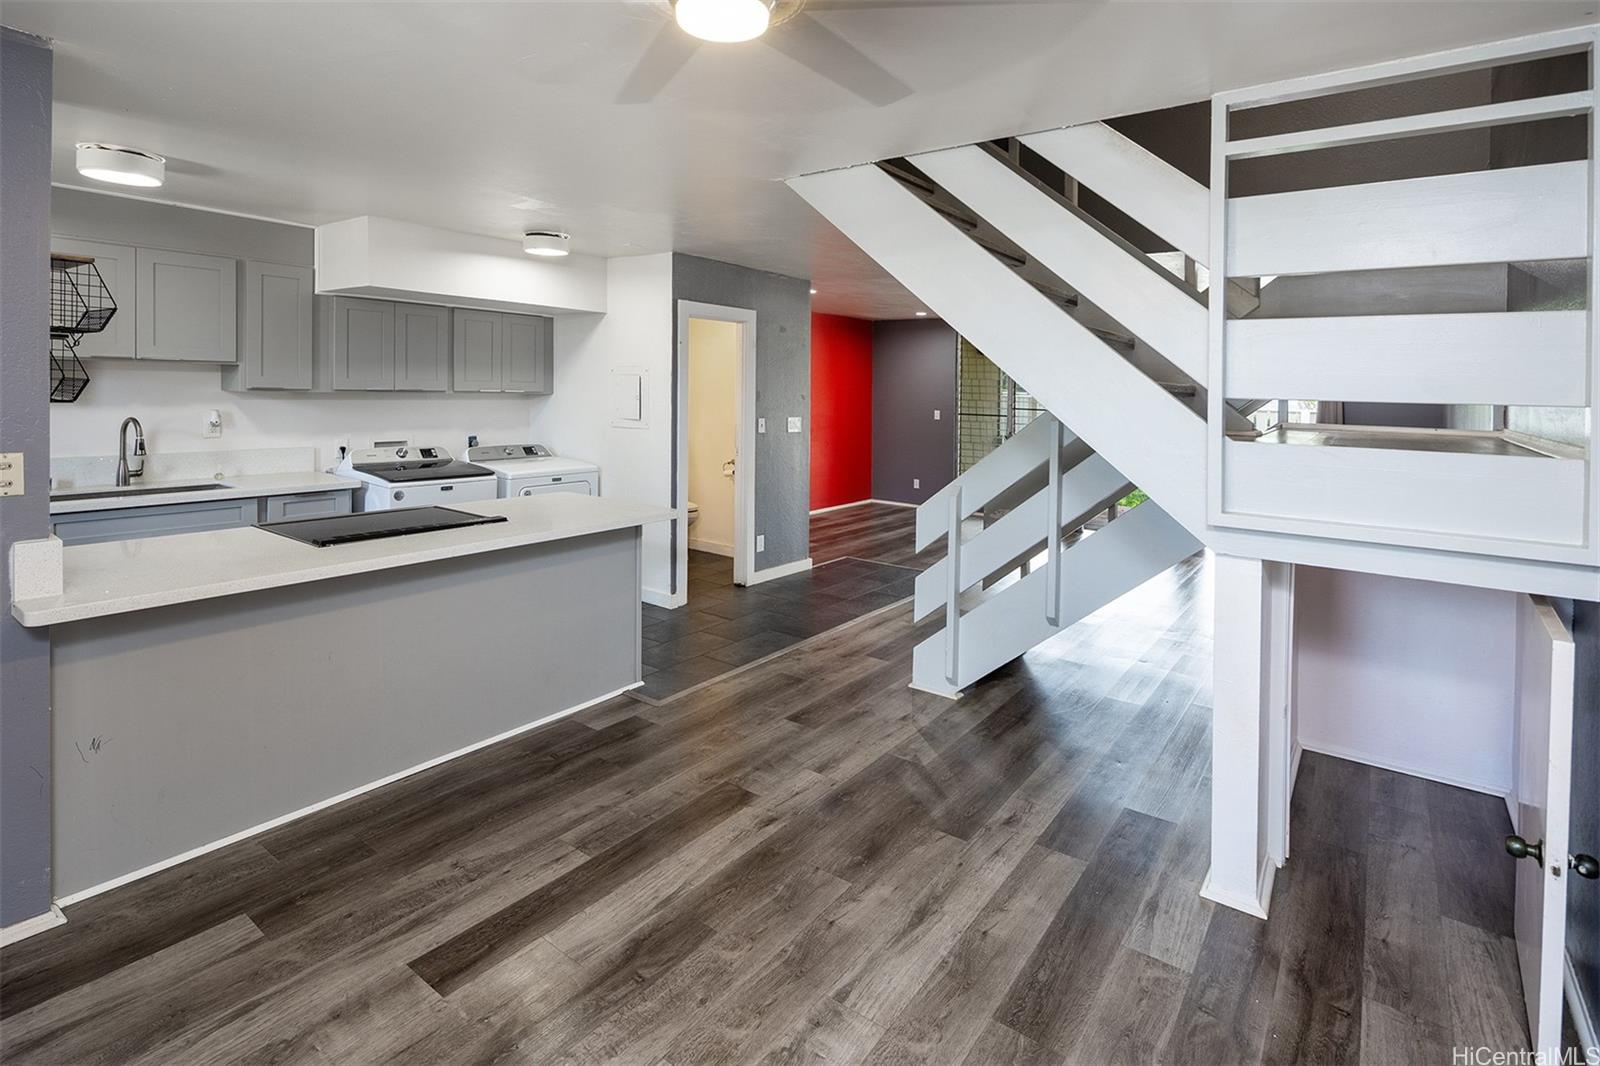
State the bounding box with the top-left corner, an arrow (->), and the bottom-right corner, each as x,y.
1573,853 -> 1600,880
1505,835 -> 1544,863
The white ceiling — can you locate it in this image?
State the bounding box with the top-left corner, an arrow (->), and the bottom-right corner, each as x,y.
8,0 -> 1591,319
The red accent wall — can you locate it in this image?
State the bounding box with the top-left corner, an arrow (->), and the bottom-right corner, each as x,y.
809,312 -> 874,511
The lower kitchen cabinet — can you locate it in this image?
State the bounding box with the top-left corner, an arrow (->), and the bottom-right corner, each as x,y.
52,489 -> 354,545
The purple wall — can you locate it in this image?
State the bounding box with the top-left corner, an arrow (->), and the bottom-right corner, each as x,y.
871,319 -> 957,505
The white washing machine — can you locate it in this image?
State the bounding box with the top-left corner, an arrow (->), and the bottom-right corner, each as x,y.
334,443 -> 498,511
465,443 -> 601,498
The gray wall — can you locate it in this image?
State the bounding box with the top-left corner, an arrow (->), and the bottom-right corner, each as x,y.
0,27 -> 54,926
672,255 -> 811,572
52,186 -> 313,266
872,320 -> 957,505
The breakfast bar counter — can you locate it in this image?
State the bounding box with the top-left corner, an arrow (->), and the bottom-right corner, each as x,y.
16,494 -> 671,900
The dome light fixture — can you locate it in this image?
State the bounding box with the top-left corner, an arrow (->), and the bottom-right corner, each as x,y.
75,143 -> 165,188
675,0 -> 774,43
523,231 -> 571,258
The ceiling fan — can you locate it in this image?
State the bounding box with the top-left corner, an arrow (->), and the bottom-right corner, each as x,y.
617,0 -> 1048,107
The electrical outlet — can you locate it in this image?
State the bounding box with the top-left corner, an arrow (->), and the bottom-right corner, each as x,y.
757,417 -> 767,434
756,534 -> 765,552
203,409 -> 222,439
933,409 -> 941,420
787,416 -> 802,433
913,478 -> 920,490
0,453 -> 23,497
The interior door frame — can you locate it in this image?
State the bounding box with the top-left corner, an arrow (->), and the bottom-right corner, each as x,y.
676,300 -> 757,593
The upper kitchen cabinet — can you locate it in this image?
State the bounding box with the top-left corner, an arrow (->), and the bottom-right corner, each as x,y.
453,309 -> 553,394
224,261 -> 314,391
452,309 -> 503,391
326,296 -> 395,390
51,237 -> 138,359
135,248 -> 238,362
314,296 -> 453,392
503,313 -> 553,394
394,303 -> 450,392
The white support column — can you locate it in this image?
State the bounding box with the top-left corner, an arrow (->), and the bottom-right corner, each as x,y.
1202,552 -> 1295,919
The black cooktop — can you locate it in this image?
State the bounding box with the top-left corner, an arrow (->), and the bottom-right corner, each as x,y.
351,459 -> 495,483
256,506 -> 508,548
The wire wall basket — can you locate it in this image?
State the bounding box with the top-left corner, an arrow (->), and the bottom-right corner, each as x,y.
50,253 -> 118,336
50,334 -> 90,404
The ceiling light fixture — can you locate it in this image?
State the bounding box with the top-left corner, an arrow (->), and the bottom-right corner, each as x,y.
523,231 -> 571,257
75,143 -> 165,188
674,0 -> 774,43
915,311 -> 928,317
809,288 -> 817,295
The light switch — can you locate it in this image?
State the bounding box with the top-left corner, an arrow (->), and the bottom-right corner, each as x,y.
787,416 -> 802,433
757,417 -> 767,434
0,453 -> 22,497
933,410 -> 941,420
756,534 -> 766,552
913,478 -> 920,490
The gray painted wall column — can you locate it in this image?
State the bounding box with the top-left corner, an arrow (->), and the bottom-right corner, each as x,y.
671,254 -> 811,573
871,319 -> 957,505
0,27 -> 55,926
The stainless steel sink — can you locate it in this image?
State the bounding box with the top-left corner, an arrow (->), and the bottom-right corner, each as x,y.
51,483 -> 230,501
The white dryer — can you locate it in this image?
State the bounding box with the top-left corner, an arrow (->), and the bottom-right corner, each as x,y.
465,443 -> 601,498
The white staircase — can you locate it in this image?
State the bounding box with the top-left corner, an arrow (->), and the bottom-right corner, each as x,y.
790,31 -> 1600,692
791,122 -> 1223,695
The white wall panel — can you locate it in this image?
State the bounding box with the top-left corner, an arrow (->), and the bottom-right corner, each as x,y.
1227,161 -> 1588,277
1225,310 -> 1588,405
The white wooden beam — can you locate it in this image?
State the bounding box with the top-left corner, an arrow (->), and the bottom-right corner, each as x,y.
1227,160 -> 1588,277
1224,91 -> 1592,159
1224,311 -> 1589,406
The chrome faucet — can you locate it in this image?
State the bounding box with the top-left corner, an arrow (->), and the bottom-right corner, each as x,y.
116,416 -> 146,486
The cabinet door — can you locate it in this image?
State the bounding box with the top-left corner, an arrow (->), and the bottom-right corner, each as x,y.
135,248 -> 238,362
394,303 -> 450,392
502,313 -> 553,394
51,238 -> 137,359
238,261 -> 313,389
262,490 -> 354,522
452,310 -> 503,392
331,297 -> 395,390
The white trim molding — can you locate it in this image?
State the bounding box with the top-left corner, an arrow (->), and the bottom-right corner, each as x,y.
744,557 -> 814,586
0,904 -> 67,947
1568,951 -> 1599,1059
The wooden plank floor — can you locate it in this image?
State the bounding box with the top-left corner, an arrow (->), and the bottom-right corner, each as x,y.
0,543 -> 1529,1064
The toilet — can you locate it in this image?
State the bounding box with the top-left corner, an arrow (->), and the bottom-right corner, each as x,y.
687,501 -> 700,527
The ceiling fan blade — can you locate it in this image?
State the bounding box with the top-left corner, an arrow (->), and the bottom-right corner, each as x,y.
763,12 -> 911,106
615,20 -> 703,104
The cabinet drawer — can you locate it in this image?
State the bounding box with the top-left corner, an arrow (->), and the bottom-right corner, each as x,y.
52,498 -> 258,545
262,490 -> 354,523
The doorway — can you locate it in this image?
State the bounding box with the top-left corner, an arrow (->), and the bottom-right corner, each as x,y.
676,301 -> 756,599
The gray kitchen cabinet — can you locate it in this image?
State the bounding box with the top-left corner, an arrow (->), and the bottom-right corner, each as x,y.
394,303 -> 450,392
135,248 -> 238,363
51,237 -> 138,359
261,490 -> 354,522
52,489 -> 356,545
51,498 -> 259,546
453,309 -> 553,394
503,313 -> 553,394
326,296 -> 395,391
452,309 -> 503,391
224,261 -> 314,391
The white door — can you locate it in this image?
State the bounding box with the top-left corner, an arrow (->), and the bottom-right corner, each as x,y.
1510,594 -> 1575,1060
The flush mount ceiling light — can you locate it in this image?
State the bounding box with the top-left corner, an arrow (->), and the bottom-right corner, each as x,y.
809,288 -> 817,295
915,311 -> 929,317
674,0 -> 774,43
523,231 -> 571,257
75,143 -> 165,188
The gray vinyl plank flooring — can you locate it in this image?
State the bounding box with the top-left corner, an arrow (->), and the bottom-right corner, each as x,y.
0,526 -> 1533,1065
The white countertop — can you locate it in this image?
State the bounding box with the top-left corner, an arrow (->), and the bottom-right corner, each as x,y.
49,471 -> 361,514
13,494 -> 673,627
